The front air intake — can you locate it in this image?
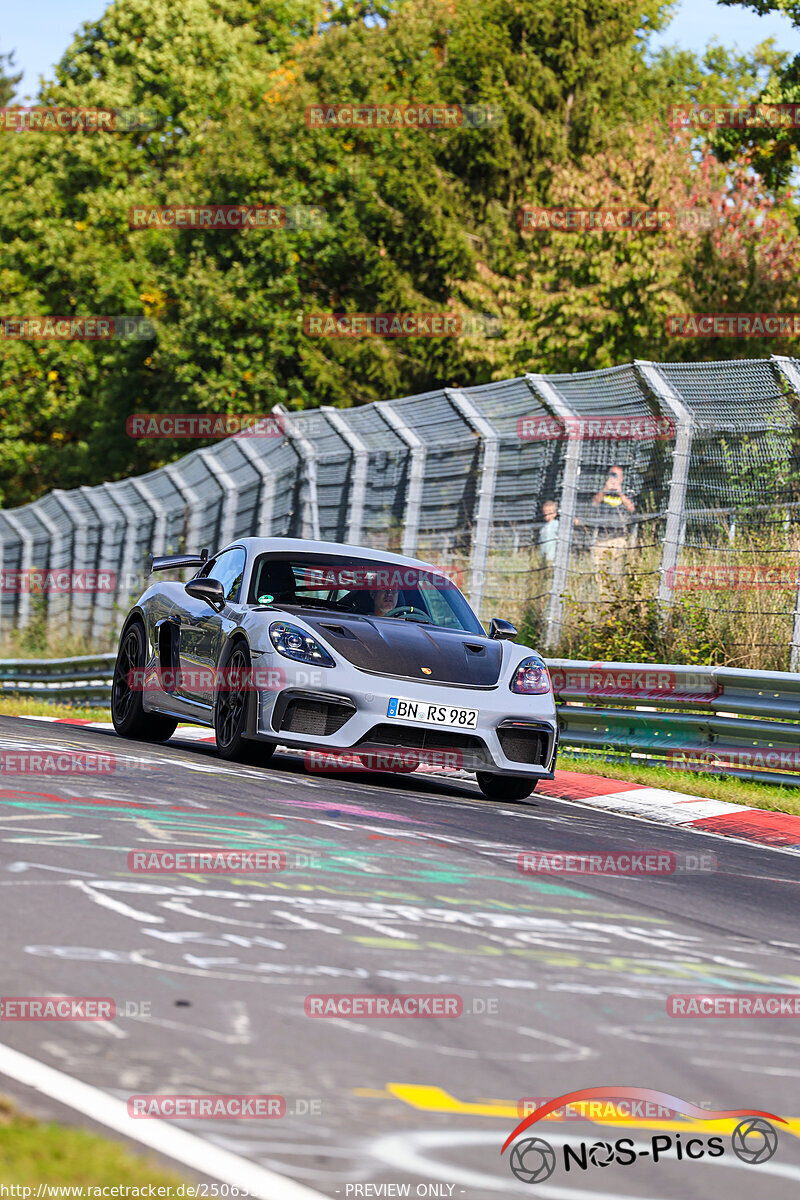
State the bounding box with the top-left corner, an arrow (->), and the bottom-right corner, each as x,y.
496,721 -> 553,765
273,692 -> 356,736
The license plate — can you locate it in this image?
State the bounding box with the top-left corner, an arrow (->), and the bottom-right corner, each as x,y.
387,697 -> 479,729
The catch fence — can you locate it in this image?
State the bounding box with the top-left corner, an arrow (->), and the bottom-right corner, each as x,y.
2,357 -> 800,668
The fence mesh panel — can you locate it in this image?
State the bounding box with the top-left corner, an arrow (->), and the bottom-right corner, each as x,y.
652,359 -> 800,666
344,405 -> 408,550
3,357 -> 800,669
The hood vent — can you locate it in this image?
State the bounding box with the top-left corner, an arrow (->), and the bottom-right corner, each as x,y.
319,623 -> 357,639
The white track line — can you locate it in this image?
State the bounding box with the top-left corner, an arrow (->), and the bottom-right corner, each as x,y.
0,1043 -> 327,1200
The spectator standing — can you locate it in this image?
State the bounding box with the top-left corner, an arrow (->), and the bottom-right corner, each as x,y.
538,499 -> 560,565
591,465 -> 635,581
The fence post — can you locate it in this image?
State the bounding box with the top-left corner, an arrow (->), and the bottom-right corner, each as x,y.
526,374 -> 581,651
770,356 -> 800,670
130,476 -> 169,555
445,388 -> 499,618
235,439 -> 277,537
164,462 -> 206,556
376,402 -> 426,558
28,501 -> 65,630
51,490 -> 93,635
273,404 -> 320,540
78,486 -> 124,637
105,482 -> 146,625
320,406 -> 369,545
198,449 -> 239,549
1,512 -> 35,630
634,361 -> 693,611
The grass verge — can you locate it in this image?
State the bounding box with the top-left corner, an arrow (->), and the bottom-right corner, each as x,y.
558,752 -> 800,816
0,1096 -> 188,1189
0,697 -> 111,722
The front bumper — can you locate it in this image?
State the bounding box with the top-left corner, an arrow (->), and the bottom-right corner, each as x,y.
250,653 -> 558,778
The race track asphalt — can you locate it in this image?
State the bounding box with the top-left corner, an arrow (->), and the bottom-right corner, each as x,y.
0,714 -> 799,1198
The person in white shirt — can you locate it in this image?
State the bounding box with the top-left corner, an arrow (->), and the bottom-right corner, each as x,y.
538,500 -> 559,565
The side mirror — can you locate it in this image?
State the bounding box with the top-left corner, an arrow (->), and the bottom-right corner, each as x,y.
185,578 -> 226,613
489,617 -> 518,641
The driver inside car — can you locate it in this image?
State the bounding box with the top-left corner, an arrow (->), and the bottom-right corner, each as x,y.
369,585 -> 399,617
341,577 -> 405,616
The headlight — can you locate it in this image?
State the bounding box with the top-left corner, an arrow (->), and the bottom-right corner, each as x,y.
269,621 -> 335,667
511,654 -> 551,694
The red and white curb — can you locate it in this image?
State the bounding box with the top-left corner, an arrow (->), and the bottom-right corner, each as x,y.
17,716 -> 800,854
535,769 -> 800,853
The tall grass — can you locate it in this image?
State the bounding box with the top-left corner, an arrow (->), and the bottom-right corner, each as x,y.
475,522 -> 800,670
0,598 -> 118,660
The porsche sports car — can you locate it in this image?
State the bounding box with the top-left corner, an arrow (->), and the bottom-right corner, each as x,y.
111,537 -> 558,800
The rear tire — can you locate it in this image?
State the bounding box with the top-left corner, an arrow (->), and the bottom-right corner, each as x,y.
111,620 -> 178,742
476,772 -> 536,801
214,639 -> 275,764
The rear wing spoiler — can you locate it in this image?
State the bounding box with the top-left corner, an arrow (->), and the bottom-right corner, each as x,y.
146,549 -> 210,574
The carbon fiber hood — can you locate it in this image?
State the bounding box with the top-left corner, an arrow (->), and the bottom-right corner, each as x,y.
292,610 -> 503,686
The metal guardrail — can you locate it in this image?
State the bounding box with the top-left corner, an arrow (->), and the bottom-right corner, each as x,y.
0,654 -> 116,703
548,659 -> 800,787
1,653 -> 799,787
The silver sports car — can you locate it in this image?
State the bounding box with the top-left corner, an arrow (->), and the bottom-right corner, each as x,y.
111,537 -> 558,800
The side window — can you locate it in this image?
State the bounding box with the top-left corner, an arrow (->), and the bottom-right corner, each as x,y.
206,548 -> 246,603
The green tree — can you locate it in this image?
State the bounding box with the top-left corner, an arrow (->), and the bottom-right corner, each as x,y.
1,0 -> 798,507
714,0 -> 800,188
461,126 -> 800,373
0,47 -> 22,106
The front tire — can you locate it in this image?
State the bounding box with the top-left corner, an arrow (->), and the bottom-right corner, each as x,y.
476,772 -> 537,801
111,620 -> 178,742
214,639 -> 275,764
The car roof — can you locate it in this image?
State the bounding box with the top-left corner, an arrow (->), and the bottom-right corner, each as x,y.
228,537 -> 447,575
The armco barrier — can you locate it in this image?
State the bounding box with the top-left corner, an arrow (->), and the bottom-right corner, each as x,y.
3,654 -> 800,787
549,659 -> 800,786
0,654 -> 116,704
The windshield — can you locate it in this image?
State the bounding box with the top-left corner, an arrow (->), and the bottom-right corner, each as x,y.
248,553 -> 484,634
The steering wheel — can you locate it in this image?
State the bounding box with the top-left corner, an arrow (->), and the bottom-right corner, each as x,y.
384,605 -> 430,621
